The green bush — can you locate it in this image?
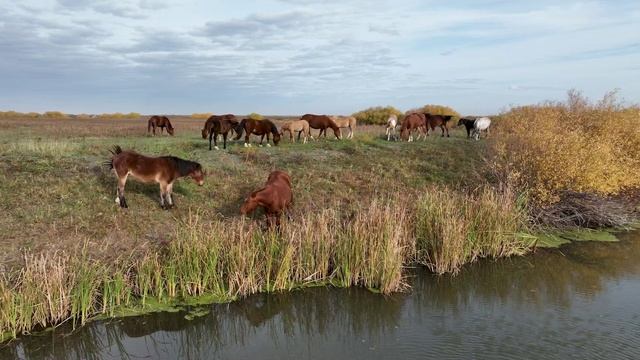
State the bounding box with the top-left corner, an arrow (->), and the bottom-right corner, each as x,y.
351,106 -> 403,125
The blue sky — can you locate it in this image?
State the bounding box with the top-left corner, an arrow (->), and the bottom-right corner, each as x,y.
1,0 -> 638,115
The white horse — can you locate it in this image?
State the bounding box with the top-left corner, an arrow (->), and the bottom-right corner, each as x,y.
472,117 -> 491,140
385,114 -> 398,141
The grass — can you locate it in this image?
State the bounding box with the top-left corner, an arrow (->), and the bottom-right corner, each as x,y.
0,114 -> 584,340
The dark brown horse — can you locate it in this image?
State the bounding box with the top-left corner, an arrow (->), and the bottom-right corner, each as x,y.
148,115 -> 174,136
400,113 -> 427,141
457,117 -> 476,138
207,115 -> 240,150
424,113 -> 454,137
241,170 -> 293,228
235,119 -> 281,147
202,114 -> 237,139
106,146 -> 204,209
300,114 -> 342,140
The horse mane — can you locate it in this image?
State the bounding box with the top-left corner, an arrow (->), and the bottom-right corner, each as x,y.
162,156 -> 202,177
269,121 -> 279,134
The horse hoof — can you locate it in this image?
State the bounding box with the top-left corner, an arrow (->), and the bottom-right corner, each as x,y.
214,146 -> 219,150
259,144 -> 263,147
115,197 -> 120,204
266,144 -> 271,147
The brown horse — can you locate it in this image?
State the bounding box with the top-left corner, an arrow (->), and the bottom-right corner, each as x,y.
241,170 -> 293,228
301,114 -> 342,140
208,116 -> 240,150
148,115 -> 174,136
280,120 -> 310,143
202,114 -> 237,139
330,116 -> 357,139
424,113 -> 454,137
400,113 -> 427,141
106,145 -> 204,209
235,118 -> 281,147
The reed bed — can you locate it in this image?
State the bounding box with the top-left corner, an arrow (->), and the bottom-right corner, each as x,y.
0,188 -> 530,341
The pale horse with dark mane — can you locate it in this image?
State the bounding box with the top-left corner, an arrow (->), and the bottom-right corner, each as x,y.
385,114 -> 398,141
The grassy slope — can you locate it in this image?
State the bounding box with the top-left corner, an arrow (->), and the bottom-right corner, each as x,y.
0,117 -> 486,268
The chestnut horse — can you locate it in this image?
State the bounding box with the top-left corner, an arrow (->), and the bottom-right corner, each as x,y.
106,146 -> 204,209
208,116 -> 240,150
301,114 -> 342,140
235,119 -> 281,147
400,113 -> 427,141
330,116 -> 357,139
424,113 -> 454,137
148,115 -> 174,136
280,119 -> 310,143
241,170 -> 293,228
202,114 -> 237,139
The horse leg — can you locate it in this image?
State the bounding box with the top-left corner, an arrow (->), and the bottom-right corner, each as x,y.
223,132 -> 228,149
116,175 -> 128,208
166,182 -> 175,208
445,125 -> 450,137
266,133 -> 271,147
159,182 -> 168,209
349,126 -> 353,139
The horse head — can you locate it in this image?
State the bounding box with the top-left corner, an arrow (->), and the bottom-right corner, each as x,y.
240,192 -> 259,215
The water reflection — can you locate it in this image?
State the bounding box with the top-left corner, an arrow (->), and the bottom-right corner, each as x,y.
3,231 -> 640,360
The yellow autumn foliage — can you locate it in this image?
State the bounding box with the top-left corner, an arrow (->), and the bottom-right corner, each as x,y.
491,90 -> 640,204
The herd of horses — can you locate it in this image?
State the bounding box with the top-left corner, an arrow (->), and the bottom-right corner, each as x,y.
133,112 -> 492,227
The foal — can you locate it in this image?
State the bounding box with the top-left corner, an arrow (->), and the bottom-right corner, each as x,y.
240,170 -> 293,228
330,116 -> 357,139
280,120 -> 310,143
106,146 -> 205,209
148,115 -> 174,136
424,113 -> 454,137
386,114 -> 398,141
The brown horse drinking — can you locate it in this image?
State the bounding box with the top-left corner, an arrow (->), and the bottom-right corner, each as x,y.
424,113 -> 454,137
240,170 -> 293,228
106,146 -> 204,209
301,114 -> 342,140
202,114 -> 237,139
148,115 -> 174,136
235,118 -> 281,147
400,113 -> 427,141
206,115 -> 240,150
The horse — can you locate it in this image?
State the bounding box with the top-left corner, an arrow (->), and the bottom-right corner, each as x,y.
280,120 -> 310,143
106,145 -> 204,209
471,117 -> 491,140
148,116 -> 174,136
209,116 -> 240,150
457,117 -> 476,138
424,113 -> 454,137
240,170 -> 293,229
235,118 -> 281,147
330,116 -> 357,139
386,114 -> 398,141
400,113 -> 427,141
202,114 -> 236,139
300,114 -> 342,140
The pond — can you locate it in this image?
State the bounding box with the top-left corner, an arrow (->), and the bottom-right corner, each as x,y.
2,231 -> 640,359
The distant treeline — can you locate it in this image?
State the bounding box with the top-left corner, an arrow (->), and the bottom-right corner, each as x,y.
351,104 -> 462,125
0,111 -> 141,119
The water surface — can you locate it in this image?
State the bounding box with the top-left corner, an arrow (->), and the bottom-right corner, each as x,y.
3,231 -> 640,359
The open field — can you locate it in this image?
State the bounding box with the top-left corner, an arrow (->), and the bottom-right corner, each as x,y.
0,116 -> 488,268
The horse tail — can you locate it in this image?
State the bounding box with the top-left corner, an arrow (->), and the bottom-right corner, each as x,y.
234,119 -> 246,139
147,119 -> 152,133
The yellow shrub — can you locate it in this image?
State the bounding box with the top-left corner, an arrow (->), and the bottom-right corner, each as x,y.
248,112 -> 263,120
191,113 -> 213,119
352,106 -> 403,125
491,90 -> 640,204
407,104 -> 461,119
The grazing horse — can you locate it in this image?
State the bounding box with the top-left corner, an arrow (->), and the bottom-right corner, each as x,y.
300,114 -> 342,140
330,116 -> 357,139
280,120 -> 310,143
386,114 -> 398,141
148,116 -> 174,136
457,117 -> 476,139
209,116 -> 239,150
471,117 -> 491,140
240,170 -> 293,229
106,145 -> 204,209
235,118 -> 281,147
202,114 -> 237,139
424,113 -> 454,137
400,113 -> 427,141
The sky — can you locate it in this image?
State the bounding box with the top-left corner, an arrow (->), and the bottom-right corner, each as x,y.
0,0 -> 639,115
